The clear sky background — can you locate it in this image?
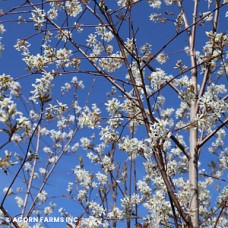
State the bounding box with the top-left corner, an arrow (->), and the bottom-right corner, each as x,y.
0,1 -> 227,227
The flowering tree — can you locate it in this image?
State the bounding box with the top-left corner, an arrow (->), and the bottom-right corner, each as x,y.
0,0 -> 227,227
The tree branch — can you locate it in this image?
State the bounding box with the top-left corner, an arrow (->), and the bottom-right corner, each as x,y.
197,118 -> 228,149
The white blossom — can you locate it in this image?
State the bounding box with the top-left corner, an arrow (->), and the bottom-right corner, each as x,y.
101,155 -> 115,173
156,52 -> 168,64
39,167 -> 47,175
77,190 -> 87,202
3,187 -> 13,195
65,0 -> 82,17
148,0 -> 162,8
24,162 -> 32,172
96,172 -> 108,185
0,24 -> 6,34
37,190 -> 48,203
15,196 -> 24,208
89,201 -> 104,217
73,166 -> 92,188
148,68 -> 173,90
67,182 -> 73,193
137,180 -> 151,197
107,207 -> 123,220
81,216 -> 102,227
30,8 -> 46,29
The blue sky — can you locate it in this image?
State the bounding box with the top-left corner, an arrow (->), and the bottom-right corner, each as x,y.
0,1 -> 227,227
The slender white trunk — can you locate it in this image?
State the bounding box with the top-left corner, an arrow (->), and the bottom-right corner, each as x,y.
189,46 -> 199,227
188,0 -> 199,225
189,107 -> 199,227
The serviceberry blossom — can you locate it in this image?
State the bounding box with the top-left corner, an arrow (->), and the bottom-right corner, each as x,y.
101,155 -> 115,173
80,137 -> 92,150
0,24 -> 5,54
107,207 -> 123,220
90,43 -> 104,58
105,98 -> 122,116
0,24 -> 6,34
143,190 -> 170,226
71,76 -> 84,89
148,68 -> 173,90
119,137 -> 146,159
73,165 -> 92,189
99,52 -> 123,72
65,0 -> 82,17
39,167 -> 47,175
99,126 -> 119,143
30,73 -> 54,103
124,38 -> 135,54
71,142 -> 79,152
44,203 -> 56,216
89,201 -> 104,217
0,74 -> 21,97
137,180 -> 151,197
199,84 -> 227,121
77,190 -> 87,202
47,8 -> 58,20
96,172 -> 108,185
48,156 -> 58,163
208,129 -> 226,153
15,196 -> 24,208
81,216 -> 102,228
121,194 -> 141,216
3,187 -> 13,195
24,162 -> 32,172
0,41 -> 4,54
87,34 -> 97,46
117,0 -> 138,7
164,0 -> 173,5
78,105 -> 101,129
156,52 -> 168,64
14,39 -> 31,52
56,48 -> 72,67
149,13 -> 163,22
66,182 -> 73,193
219,149 -> 228,170
148,119 -> 171,147
37,190 -> 48,203
30,8 -> 46,29
201,11 -> 213,22
140,43 -> 152,58
96,26 -> 114,42
148,0 -> 162,8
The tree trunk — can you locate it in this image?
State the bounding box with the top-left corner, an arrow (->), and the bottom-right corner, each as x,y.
189,115 -> 199,228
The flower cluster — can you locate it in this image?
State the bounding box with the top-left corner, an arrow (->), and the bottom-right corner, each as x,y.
119,137 -> 147,159
99,52 -> 123,72
0,151 -> 17,174
148,68 -> 173,91
65,0 -> 82,17
0,24 -> 6,54
30,8 -> 46,29
143,190 -> 170,226
148,119 -> 171,147
0,74 -> 21,98
73,165 -> 93,189
156,52 -> 168,64
148,0 -> 162,8
121,194 -> 141,217
117,0 -> 138,7
78,104 -> 101,129
30,72 -> 54,104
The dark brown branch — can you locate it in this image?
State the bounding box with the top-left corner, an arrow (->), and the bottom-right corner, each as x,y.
197,118 -> 228,149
